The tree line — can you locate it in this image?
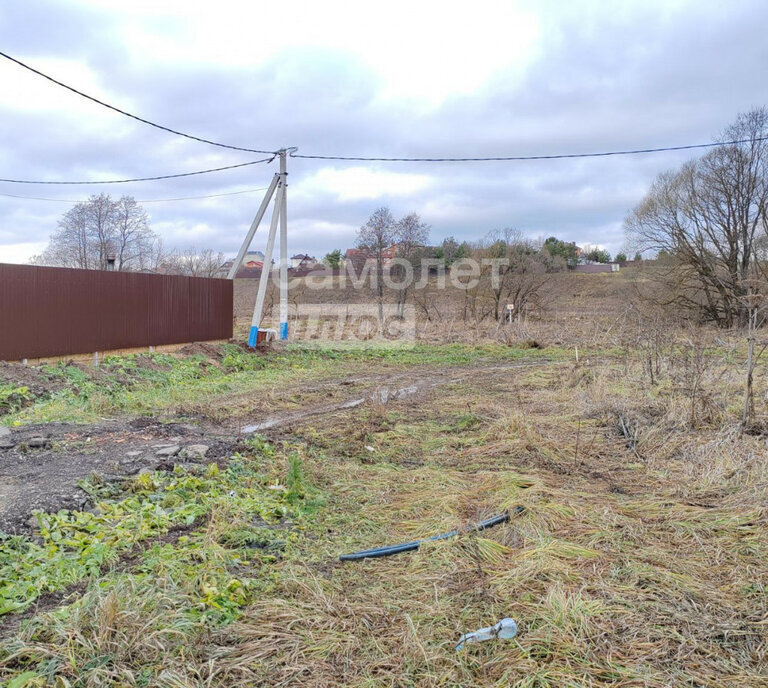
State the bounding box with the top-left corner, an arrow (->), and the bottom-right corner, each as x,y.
348,208 -> 605,323
32,193 -> 225,278
327,227 -> 623,274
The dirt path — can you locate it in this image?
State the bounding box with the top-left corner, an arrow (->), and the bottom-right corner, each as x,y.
0,359 -> 558,534
239,360 -> 560,433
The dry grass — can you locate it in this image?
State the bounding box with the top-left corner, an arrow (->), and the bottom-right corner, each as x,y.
203,348 -> 768,687
3,292 -> 768,685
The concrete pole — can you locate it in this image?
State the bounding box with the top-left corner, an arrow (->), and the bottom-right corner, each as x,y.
248,181 -> 283,346
227,173 -> 280,279
279,150 -> 289,340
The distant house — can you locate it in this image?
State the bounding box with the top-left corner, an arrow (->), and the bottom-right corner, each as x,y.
345,248 -> 371,270
344,245 -> 399,269
243,251 -> 266,269
218,250 -> 267,276
291,254 -> 316,269
381,245 -> 398,264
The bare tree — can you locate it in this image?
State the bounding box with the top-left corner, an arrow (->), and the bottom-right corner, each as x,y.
357,207 -> 397,324
390,212 -> 430,317
626,108 -> 768,327
137,236 -> 166,272
163,247 -> 226,278
89,193 -> 117,270
113,197 -> 154,271
480,228 -> 559,322
34,203 -> 91,269
411,279 -> 444,323
33,194 -> 162,272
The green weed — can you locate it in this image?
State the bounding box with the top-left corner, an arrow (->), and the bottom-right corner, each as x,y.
0,385 -> 32,414
0,442 -> 311,619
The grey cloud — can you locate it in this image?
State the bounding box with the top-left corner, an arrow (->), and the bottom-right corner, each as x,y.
1,0 -> 768,262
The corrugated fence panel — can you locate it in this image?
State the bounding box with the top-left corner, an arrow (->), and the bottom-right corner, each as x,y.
0,263 -> 233,360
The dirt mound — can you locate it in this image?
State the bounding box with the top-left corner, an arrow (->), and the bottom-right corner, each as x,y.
0,361 -> 58,392
0,362 -> 66,414
177,342 -> 224,362
131,354 -> 173,372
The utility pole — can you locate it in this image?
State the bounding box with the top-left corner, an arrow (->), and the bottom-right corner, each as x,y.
228,149 -> 291,346
279,149 -> 289,341
248,180 -> 283,346
227,174 -> 280,280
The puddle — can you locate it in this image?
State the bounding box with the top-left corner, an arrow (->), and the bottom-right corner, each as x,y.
242,418 -> 282,432
240,360 -> 561,435
242,383 -> 427,434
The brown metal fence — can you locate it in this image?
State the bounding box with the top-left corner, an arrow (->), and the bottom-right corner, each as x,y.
0,263 -> 233,360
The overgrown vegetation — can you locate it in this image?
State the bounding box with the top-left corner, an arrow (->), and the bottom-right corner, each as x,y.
0,385 -> 31,414
0,343 -> 559,425
1,331 -> 766,686
0,449 -> 315,617
0,435 -> 321,685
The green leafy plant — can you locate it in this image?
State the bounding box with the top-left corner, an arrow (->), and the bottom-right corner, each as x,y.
0,384 -> 32,414
285,454 -> 307,503
0,441 -> 310,619
220,344 -> 267,372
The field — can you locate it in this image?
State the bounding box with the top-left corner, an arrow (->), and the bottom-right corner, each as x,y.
1,270 -> 767,687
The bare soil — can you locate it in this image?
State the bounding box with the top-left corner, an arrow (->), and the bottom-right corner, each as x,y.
0,361 -> 66,403
0,419 -> 234,533
176,341 -> 227,360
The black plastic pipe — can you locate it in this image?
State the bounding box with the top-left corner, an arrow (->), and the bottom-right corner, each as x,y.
339,507 -> 524,562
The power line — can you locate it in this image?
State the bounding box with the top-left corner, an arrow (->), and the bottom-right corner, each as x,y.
289,136 -> 768,162
4,49 -> 766,171
0,158 -> 274,185
0,51 -> 278,156
0,186 -> 270,203
140,186 -> 270,202
4,134 -> 761,187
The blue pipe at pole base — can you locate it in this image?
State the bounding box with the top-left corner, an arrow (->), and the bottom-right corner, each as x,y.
247,325 -> 259,347
280,322 -> 288,340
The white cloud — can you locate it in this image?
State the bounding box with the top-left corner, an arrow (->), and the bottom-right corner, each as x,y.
154,221 -> 220,246
0,241 -> 46,263
0,57 -> 134,142
88,0 -> 539,104
297,167 -> 433,202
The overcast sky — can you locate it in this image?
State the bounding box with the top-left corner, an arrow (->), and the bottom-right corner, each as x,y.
1,0 -> 766,264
